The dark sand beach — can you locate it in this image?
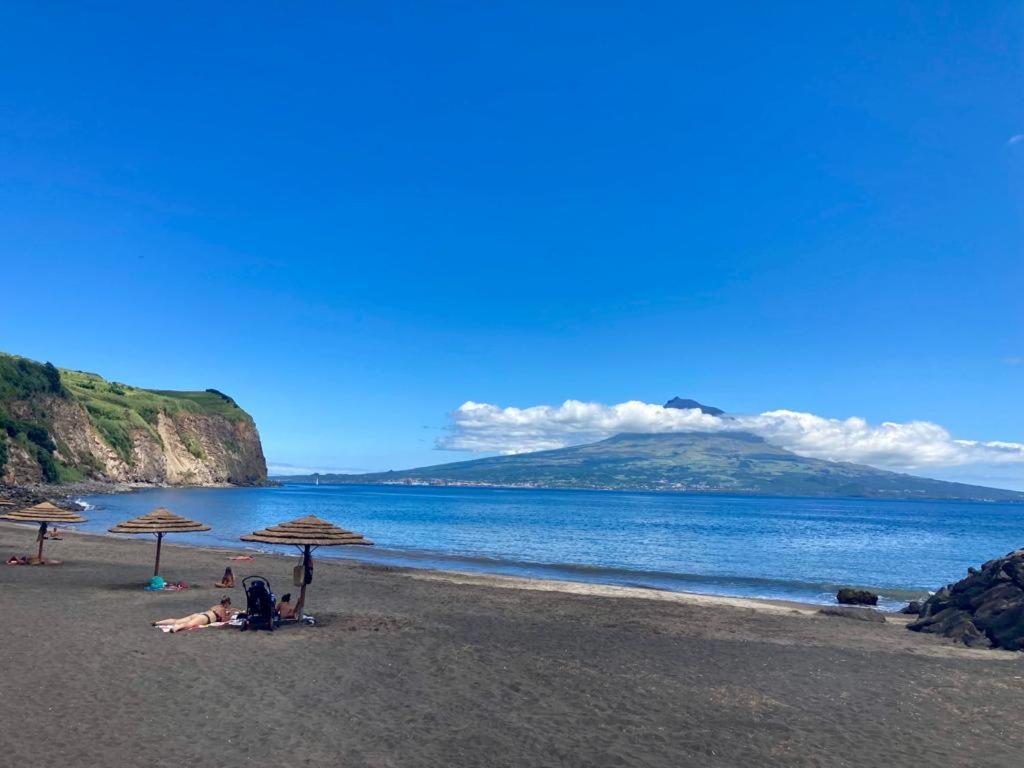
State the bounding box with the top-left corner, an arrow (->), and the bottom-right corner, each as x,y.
1,524 -> 1022,768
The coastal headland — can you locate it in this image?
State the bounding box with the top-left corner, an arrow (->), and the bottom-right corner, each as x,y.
0,351 -> 267,488
1,525 -> 1021,768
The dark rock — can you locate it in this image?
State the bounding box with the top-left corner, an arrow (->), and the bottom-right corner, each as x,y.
900,600 -> 924,615
909,608 -> 992,648
918,586 -> 950,619
818,606 -> 886,623
663,397 -> 725,416
836,588 -> 879,606
908,549 -> 1024,650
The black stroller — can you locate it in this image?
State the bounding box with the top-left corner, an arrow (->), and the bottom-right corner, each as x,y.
241,575 -> 276,631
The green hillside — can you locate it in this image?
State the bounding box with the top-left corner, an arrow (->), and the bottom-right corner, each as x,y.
0,351 -> 254,482
282,431 -> 1024,501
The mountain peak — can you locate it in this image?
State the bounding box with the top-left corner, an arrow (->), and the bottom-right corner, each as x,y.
664,397 -> 725,416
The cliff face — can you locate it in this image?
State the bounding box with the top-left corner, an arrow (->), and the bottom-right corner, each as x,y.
0,353 -> 267,487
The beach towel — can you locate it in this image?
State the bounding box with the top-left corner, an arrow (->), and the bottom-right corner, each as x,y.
145,576 -> 191,591
155,622 -> 228,633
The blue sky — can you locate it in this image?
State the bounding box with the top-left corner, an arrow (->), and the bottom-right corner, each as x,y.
1,4 -> 1022,486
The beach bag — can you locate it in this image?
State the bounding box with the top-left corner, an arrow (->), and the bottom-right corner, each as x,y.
293,563 -> 313,586
145,575 -> 167,591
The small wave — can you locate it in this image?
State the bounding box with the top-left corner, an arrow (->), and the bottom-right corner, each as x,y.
73,498 -> 96,511
319,546 -> 925,608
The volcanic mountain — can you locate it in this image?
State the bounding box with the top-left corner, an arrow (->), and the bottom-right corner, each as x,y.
280,399 -> 1024,501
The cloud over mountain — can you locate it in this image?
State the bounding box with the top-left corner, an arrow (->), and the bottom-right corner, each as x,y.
440,400 -> 1024,473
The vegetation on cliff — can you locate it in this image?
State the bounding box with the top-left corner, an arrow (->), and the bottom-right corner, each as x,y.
0,351 -> 265,486
0,355 -> 71,481
60,368 -> 248,464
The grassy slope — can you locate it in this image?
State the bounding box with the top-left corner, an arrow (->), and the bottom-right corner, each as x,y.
61,368 -> 248,463
291,432 -> 1024,501
0,351 -> 251,479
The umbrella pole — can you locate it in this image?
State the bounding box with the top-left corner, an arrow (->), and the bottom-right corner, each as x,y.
297,544 -> 311,615
36,522 -> 47,562
154,532 -> 164,576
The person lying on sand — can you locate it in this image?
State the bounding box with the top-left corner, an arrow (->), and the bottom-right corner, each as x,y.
152,596 -> 233,632
6,555 -> 30,565
215,567 -> 235,588
276,593 -> 297,621
228,555 -> 254,561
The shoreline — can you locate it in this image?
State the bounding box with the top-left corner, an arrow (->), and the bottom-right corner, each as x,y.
0,479 -> 277,505
0,521 -> 1003,649
0,484 -> 982,611
49,486 -> 943,610
1,520 -> 924,614
0,520 -> 824,616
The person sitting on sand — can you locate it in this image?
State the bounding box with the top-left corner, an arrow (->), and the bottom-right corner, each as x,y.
215,566 -> 235,588
152,596 -> 233,632
276,593 -> 298,621
46,526 -> 62,540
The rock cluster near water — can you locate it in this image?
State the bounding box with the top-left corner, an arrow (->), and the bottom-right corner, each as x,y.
908,549 -> 1024,650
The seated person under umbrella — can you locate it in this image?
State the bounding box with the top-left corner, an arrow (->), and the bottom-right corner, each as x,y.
152,596 -> 233,632
276,593 -> 298,621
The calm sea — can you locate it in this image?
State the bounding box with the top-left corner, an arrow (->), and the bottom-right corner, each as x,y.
76,484 -> 1024,610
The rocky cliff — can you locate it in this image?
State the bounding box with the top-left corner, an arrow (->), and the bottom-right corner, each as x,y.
0,352 -> 267,487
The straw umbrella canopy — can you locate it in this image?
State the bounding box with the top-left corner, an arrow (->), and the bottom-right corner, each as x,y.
240,515 -> 372,614
0,501 -> 86,562
108,507 -> 211,577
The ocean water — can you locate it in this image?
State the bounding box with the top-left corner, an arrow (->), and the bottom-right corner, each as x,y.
72,484 -> 1024,610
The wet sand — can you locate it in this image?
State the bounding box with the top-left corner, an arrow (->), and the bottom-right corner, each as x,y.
1,523 -> 1021,767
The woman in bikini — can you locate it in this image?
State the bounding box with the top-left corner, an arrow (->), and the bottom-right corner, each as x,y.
152,596 -> 233,632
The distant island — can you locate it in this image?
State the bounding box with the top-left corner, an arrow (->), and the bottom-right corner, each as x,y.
0,351 -> 267,487
277,398 -> 1024,502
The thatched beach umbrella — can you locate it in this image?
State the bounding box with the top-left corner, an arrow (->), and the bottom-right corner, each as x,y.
108,507 -> 211,577
0,501 -> 86,563
240,515 -> 372,614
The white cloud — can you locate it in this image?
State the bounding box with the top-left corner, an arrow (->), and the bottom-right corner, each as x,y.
1008,134 -> 1024,146
439,399 -> 1024,472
